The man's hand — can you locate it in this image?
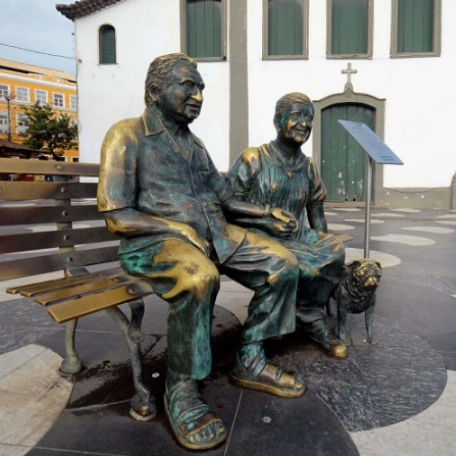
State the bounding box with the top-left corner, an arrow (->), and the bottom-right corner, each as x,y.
177,223 -> 211,255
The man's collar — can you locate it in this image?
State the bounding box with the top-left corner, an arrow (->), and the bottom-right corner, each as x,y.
141,107 -> 165,136
141,107 -> 205,148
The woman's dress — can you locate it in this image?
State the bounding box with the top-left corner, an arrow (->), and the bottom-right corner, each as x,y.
226,143 -> 345,323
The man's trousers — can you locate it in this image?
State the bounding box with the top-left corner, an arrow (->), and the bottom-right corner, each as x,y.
120,230 -> 299,379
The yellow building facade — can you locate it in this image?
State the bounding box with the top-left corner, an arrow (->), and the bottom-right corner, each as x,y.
0,58 -> 78,161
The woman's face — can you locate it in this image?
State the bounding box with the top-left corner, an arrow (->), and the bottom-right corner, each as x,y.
279,102 -> 314,145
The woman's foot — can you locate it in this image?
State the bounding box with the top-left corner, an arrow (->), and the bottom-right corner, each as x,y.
299,319 -> 347,359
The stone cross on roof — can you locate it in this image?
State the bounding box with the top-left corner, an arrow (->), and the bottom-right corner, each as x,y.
342,62 -> 357,91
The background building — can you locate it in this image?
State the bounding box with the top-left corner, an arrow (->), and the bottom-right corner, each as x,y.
57,0 -> 456,208
0,58 -> 79,162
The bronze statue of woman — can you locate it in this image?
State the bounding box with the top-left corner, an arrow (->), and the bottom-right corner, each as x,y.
226,92 -> 347,359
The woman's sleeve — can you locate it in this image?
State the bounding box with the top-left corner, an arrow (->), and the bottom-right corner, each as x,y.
307,157 -> 327,205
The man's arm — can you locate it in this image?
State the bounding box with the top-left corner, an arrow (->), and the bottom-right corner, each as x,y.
104,208 -> 210,255
98,121 -> 210,254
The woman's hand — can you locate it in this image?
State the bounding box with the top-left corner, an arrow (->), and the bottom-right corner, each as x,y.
265,208 -> 299,239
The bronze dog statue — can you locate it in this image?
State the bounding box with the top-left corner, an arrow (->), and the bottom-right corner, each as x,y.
332,259 -> 382,344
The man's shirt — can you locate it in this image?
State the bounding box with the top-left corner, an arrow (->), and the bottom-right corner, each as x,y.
98,107 -> 246,262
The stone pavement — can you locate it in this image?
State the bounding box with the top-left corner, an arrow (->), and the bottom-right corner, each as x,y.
0,207 -> 455,455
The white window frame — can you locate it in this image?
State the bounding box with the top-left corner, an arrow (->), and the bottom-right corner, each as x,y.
70,95 -> 78,110
16,113 -> 28,134
0,84 -> 10,100
16,87 -> 29,103
35,90 -> 48,105
0,111 -> 8,134
53,93 -> 64,108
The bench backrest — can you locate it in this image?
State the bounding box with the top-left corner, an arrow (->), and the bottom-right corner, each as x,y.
0,157 -> 119,282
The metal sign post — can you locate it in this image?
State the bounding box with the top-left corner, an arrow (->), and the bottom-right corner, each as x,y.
364,156 -> 373,257
338,120 -> 404,258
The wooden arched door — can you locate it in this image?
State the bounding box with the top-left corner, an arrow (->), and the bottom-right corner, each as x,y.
321,103 -> 375,202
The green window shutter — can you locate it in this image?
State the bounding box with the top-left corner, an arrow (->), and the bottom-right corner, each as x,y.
100,25 -> 117,64
331,0 -> 368,55
268,0 -> 304,56
187,0 -> 222,58
397,0 -> 434,53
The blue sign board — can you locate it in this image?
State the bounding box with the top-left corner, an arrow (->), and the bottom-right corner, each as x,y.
338,120 -> 403,165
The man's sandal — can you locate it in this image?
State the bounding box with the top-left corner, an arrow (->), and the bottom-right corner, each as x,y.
230,352 -> 306,398
164,380 -> 227,450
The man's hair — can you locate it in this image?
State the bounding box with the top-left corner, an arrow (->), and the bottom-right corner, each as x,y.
144,53 -> 197,108
273,92 -> 312,131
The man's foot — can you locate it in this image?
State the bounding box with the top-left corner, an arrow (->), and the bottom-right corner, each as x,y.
230,351 -> 306,398
164,379 -> 227,450
299,319 -> 347,360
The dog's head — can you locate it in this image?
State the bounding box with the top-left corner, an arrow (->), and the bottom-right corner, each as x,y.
346,258 -> 382,289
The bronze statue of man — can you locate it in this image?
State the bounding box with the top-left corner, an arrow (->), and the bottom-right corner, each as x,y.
97,53 -> 304,451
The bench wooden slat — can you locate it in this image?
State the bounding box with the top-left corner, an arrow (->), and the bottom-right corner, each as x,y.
0,182 -> 98,200
0,246 -> 119,281
0,205 -> 102,226
7,266 -> 123,296
0,157 -> 100,176
35,273 -> 138,306
0,227 -> 117,254
48,280 -> 154,323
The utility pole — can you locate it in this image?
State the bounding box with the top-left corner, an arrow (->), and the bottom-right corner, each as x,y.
4,92 -> 15,142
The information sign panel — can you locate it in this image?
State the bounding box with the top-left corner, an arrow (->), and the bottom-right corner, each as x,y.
338,120 -> 403,165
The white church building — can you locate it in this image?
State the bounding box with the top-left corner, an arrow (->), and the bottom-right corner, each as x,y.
57,0 -> 456,209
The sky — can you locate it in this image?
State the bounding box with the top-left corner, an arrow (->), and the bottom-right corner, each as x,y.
1,0 -> 76,76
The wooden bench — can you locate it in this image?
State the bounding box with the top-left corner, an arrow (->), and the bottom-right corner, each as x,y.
0,157 -> 156,421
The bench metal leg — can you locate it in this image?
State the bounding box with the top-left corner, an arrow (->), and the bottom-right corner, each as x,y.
60,318 -> 84,374
105,306 -> 156,421
128,298 -> 145,343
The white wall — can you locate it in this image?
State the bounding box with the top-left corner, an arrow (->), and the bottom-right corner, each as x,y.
75,0 -> 456,190
75,0 -> 230,170
247,0 -> 456,189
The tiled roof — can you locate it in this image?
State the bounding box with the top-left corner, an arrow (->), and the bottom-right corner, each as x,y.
56,0 -> 124,20
0,139 -> 35,151
0,58 -> 76,82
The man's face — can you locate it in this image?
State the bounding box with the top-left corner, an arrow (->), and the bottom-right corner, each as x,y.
157,61 -> 205,125
279,102 -> 314,145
